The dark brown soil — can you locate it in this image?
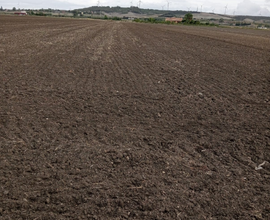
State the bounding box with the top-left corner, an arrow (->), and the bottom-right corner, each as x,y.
0,15 -> 269,220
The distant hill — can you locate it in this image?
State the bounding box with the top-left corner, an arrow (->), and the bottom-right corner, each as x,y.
233,15 -> 270,23
77,6 -> 270,23
78,6 -> 193,17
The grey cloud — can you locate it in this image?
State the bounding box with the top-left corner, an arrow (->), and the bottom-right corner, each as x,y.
1,0 -> 85,10
236,0 -> 270,15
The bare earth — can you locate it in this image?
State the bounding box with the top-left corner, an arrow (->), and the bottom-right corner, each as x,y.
0,16 -> 269,219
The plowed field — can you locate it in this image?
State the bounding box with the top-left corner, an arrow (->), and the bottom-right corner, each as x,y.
0,16 -> 269,219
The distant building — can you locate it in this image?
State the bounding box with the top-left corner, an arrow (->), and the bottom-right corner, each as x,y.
14,11 -> 27,15
165,17 -> 183,23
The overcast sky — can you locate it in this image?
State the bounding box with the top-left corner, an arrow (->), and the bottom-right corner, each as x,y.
1,0 -> 270,16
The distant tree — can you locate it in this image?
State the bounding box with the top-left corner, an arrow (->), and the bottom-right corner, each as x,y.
148,17 -> 156,23
184,13 -> 193,22
72,10 -> 79,17
112,16 -> 121,20
219,18 -> 224,23
12,7 -> 16,11
0,6 -> 3,11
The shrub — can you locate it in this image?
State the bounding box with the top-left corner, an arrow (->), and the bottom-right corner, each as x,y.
112,17 -> 121,20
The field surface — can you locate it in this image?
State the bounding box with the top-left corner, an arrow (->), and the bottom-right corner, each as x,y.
0,16 -> 269,219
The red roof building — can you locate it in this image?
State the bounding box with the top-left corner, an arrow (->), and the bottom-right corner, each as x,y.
165,17 -> 183,23
14,11 -> 27,15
